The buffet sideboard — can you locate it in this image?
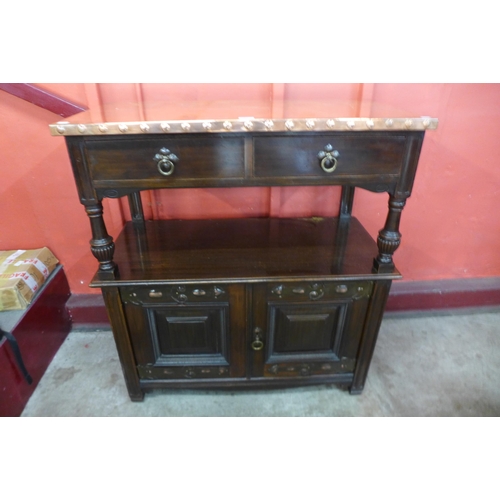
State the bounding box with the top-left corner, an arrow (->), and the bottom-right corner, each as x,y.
51,115 -> 437,401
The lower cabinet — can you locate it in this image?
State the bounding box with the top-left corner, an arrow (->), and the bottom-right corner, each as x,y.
120,279 -> 378,391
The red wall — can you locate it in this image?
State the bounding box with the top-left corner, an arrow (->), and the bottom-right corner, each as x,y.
1,83 -> 499,295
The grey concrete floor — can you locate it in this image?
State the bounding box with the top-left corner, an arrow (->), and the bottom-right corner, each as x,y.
21,308 -> 500,416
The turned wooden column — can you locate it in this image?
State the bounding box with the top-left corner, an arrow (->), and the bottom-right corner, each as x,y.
373,194 -> 407,273
85,202 -> 117,278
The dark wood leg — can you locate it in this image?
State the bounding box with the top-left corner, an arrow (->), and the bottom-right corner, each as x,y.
331,216 -> 350,274
350,280 -> 392,394
340,186 -> 355,217
101,287 -> 144,402
127,192 -> 146,229
85,202 -> 117,279
373,195 -> 407,273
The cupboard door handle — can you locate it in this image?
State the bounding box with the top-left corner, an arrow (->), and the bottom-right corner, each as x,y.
251,327 -> 264,351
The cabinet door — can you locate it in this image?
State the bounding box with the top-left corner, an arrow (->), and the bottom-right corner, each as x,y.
121,284 -> 246,380
251,281 -> 373,378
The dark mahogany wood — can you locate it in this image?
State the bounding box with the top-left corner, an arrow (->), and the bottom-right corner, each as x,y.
92,217 -> 400,286
67,276 -> 500,330
101,287 -> 143,401
61,124 -> 428,401
351,280 -> 392,394
253,133 -> 406,179
0,83 -> 87,117
87,135 -> 246,185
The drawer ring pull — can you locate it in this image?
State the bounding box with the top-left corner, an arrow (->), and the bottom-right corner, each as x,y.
154,148 -> 179,176
318,144 -> 339,173
320,155 -> 337,173
157,159 -> 175,176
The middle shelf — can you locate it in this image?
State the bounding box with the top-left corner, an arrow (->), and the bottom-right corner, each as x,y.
91,216 -> 400,286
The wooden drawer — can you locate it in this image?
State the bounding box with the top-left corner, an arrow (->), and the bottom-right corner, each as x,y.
86,135 -> 245,184
253,133 -> 407,181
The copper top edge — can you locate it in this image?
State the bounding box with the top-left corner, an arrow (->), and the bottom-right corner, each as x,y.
50,117 -> 438,136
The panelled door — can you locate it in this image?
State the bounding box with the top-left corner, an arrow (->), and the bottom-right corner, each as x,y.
250,281 -> 373,378
121,284 -> 246,380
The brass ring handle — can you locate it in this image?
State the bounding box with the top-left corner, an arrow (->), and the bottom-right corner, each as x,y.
157,159 -> 175,176
318,144 -> 339,173
154,148 -> 179,177
320,155 -> 337,173
251,339 -> 264,351
252,327 -> 264,351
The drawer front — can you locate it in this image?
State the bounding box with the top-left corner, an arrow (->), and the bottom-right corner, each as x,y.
86,136 -> 245,184
253,134 -> 407,180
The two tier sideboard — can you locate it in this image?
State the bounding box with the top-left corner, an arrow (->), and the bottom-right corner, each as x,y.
51,115 -> 437,401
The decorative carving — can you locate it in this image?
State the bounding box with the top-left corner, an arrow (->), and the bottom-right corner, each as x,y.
352,285 -> 372,300
299,364 -> 311,376
305,119 -> 315,130
376,232 -> 401,261
90,242 -> 115,266
309,283 -> 324,301
85,203 -> 115,273
122,285 -> 227,305
50,117 -> 439,136
272,284 -> 283,297
103,189 -> 120,198
171,285 -> 188,304
374,195 -> 407,272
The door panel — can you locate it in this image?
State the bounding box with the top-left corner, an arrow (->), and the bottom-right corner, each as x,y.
148,304 -> 229,363
252,281 -> 373,378
121,284 -> 246,380
268,302 -> 347,362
